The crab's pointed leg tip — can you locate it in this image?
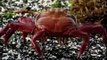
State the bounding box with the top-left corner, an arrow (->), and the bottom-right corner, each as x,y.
0,28 -> 2,34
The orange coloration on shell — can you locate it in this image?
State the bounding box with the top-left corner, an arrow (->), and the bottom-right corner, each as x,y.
35,9 -> 76,33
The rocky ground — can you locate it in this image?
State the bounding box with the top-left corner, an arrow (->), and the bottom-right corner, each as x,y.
0,33 -> 107,60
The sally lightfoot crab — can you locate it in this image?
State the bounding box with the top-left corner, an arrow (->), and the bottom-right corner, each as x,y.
0,9 -> 107,60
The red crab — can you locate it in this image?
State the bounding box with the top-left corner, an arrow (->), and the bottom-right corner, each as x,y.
0,17 -> 35,43
0,9 -> 107,60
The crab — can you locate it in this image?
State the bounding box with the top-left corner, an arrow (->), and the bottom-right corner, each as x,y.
0,8 -> 107,60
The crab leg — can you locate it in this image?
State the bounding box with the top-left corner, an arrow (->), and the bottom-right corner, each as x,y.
64,29 -> 89,58
91,25 -> 107,46
0,20 -> 34,44
3,28 -> 30,45
91,25 -> 107,55
3,28 -> 15,44
58,37 -> 68,46
0,24 -> 10,37
80,23 -> 107,47
78,23 -> 107,58
31,30 -> 45,60
22,32 -> 28,42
